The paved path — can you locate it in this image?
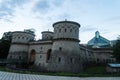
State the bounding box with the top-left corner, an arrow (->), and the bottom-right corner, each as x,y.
0,71 -> 120,80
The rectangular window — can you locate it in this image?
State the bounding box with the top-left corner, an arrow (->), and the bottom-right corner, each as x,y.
70,58 -> 74,63
59,47 -> 62,51
10,56 -> 12,59
65,29 -> 67,32
40,55 -> 42,58
19,56 -> 21,60
59,29 -> 61,32
58,57 -> 61,63
70,29 -> 72,32
40,47 -> 42,50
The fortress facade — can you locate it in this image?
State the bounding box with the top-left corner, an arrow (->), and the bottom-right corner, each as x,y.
7,20 -> 115,73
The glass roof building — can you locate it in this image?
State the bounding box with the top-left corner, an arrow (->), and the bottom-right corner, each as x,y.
87,31 -> 111,48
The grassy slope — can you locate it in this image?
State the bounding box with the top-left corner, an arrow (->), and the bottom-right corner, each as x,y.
0,66 -> 120,77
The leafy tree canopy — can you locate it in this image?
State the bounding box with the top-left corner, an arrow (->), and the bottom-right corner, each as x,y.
0,32 -> 12,59
112,36 -> 120,62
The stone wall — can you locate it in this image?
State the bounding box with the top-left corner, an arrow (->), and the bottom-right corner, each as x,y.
29,40 -> 53,70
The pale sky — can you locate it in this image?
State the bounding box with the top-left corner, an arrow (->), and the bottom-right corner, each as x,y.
0,0 -> 120,43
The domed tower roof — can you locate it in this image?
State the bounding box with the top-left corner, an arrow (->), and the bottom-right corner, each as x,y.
53,20 -> 80,27
87,31 -> 111,48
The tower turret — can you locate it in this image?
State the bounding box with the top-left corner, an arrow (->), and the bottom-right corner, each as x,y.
12,31 -> 35,43
41,31 -> 53,40
7,30 -> 35,64
48,21 -> 83,73
53,21 -> 80,41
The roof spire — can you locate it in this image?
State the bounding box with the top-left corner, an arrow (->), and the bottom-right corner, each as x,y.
95,31 -> 100,38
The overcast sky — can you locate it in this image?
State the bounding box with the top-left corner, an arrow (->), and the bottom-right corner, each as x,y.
0,0 -> 120,43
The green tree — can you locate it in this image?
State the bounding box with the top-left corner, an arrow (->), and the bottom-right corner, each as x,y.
0,32 -> 12,59
112,38 -> 120,62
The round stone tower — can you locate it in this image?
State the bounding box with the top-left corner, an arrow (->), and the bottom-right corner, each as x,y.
41,31 -> 53,40
48,21 -> 83,73
53,21 -> 79,40
7,31 -> 35,64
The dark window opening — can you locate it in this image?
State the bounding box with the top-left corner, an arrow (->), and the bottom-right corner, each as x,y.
65,29 -> 67,32
40,47 -> 42,50
19,56 -> 21,60
103,59 -> 106,62
54,29 -> 56,32
70,58 -> 74,63
75,29 -> 77,33
59,47 -> 62,51
40,55 -> 42,58
70,29 -> 72,32
46,49 -> 52,62
97,58 -> 99,62
59,29 -> 61,32
58,57 -> 61,63
39,63 -> 41,66
10,56 -> 12,59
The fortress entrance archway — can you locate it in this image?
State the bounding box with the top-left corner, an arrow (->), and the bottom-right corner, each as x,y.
30,49 -> 36,64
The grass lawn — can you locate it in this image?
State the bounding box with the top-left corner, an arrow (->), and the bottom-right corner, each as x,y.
0,65 -> 120,77
84,65 -> 106,73
0,66 -> 6,71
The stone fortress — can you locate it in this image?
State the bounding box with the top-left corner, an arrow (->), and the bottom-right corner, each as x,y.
7,20 -> 115,73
